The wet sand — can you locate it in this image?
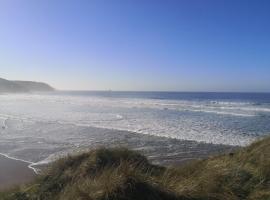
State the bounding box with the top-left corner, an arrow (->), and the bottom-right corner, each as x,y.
0,155 -> 36,190
81,129 -> 238,166
0,127 -> 238,190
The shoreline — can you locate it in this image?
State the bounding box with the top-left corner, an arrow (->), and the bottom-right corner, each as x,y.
0,153 -> 39,174
0,154 -> 36,190
0,128 -> 239,190
0,129 -> 238,168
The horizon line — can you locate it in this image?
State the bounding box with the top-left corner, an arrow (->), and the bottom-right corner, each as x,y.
56,89 -> 270,94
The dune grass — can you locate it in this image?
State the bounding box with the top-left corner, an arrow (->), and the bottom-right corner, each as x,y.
1,137 -> 269,200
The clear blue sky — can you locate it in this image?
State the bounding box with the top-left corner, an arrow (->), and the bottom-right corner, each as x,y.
0,0 -> 269,92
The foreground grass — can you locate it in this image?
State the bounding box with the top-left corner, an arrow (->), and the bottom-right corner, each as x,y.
1,137 -> 269,200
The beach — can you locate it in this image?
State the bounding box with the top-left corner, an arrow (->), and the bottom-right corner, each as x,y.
0,91 -> 269,190
0,154 -> 36,190
0,128 -> 235,190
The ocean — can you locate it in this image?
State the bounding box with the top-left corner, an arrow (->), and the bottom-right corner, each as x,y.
0,91 -> 270,167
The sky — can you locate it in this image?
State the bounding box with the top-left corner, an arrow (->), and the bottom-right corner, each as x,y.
0,0 -> 269,92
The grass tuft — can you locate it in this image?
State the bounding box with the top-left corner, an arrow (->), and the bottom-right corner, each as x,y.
1,137 -> 269,200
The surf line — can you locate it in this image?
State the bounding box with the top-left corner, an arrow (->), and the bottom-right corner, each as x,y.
0,153 -> 40,174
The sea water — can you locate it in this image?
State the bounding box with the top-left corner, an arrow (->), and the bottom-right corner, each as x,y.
0,91 -> 269,166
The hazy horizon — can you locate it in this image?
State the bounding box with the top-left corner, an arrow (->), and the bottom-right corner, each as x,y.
1,0 -> 270,92
2,76 -> 270,93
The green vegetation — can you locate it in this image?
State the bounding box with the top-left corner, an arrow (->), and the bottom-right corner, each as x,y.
0,77 -> 54,93
1,137 -> 269,200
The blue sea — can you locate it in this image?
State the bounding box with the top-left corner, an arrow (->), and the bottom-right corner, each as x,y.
0,91 -> 270,166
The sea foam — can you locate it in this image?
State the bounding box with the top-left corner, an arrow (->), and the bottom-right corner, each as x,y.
0,93 -> 269,165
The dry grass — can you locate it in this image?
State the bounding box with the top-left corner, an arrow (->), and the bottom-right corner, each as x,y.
1,137 -> 269,200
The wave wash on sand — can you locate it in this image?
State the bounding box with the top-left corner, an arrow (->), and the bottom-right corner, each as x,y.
0,92 -> 270,176
1,136 -> 269,200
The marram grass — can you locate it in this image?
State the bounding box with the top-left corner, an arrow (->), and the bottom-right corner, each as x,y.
1,137 -> 269,200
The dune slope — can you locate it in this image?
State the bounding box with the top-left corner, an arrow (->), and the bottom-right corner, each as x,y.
1,137 -> 269,200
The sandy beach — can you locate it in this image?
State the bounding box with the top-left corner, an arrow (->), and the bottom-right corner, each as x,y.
0,155 -> 36,190
0,119 -> 238,191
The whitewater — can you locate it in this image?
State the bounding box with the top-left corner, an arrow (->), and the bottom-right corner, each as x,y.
0,91 -> 270,169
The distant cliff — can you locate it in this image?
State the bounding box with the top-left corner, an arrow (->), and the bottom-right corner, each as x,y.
0,78 -> 54,93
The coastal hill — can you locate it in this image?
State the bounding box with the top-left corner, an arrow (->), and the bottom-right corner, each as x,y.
0,78 -> 54,93
1,136 -> 269,200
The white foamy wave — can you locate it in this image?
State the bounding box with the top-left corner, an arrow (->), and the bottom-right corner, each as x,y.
210,101 -> 252,106
0,92 -> 269,165
191,109 -> 256,117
